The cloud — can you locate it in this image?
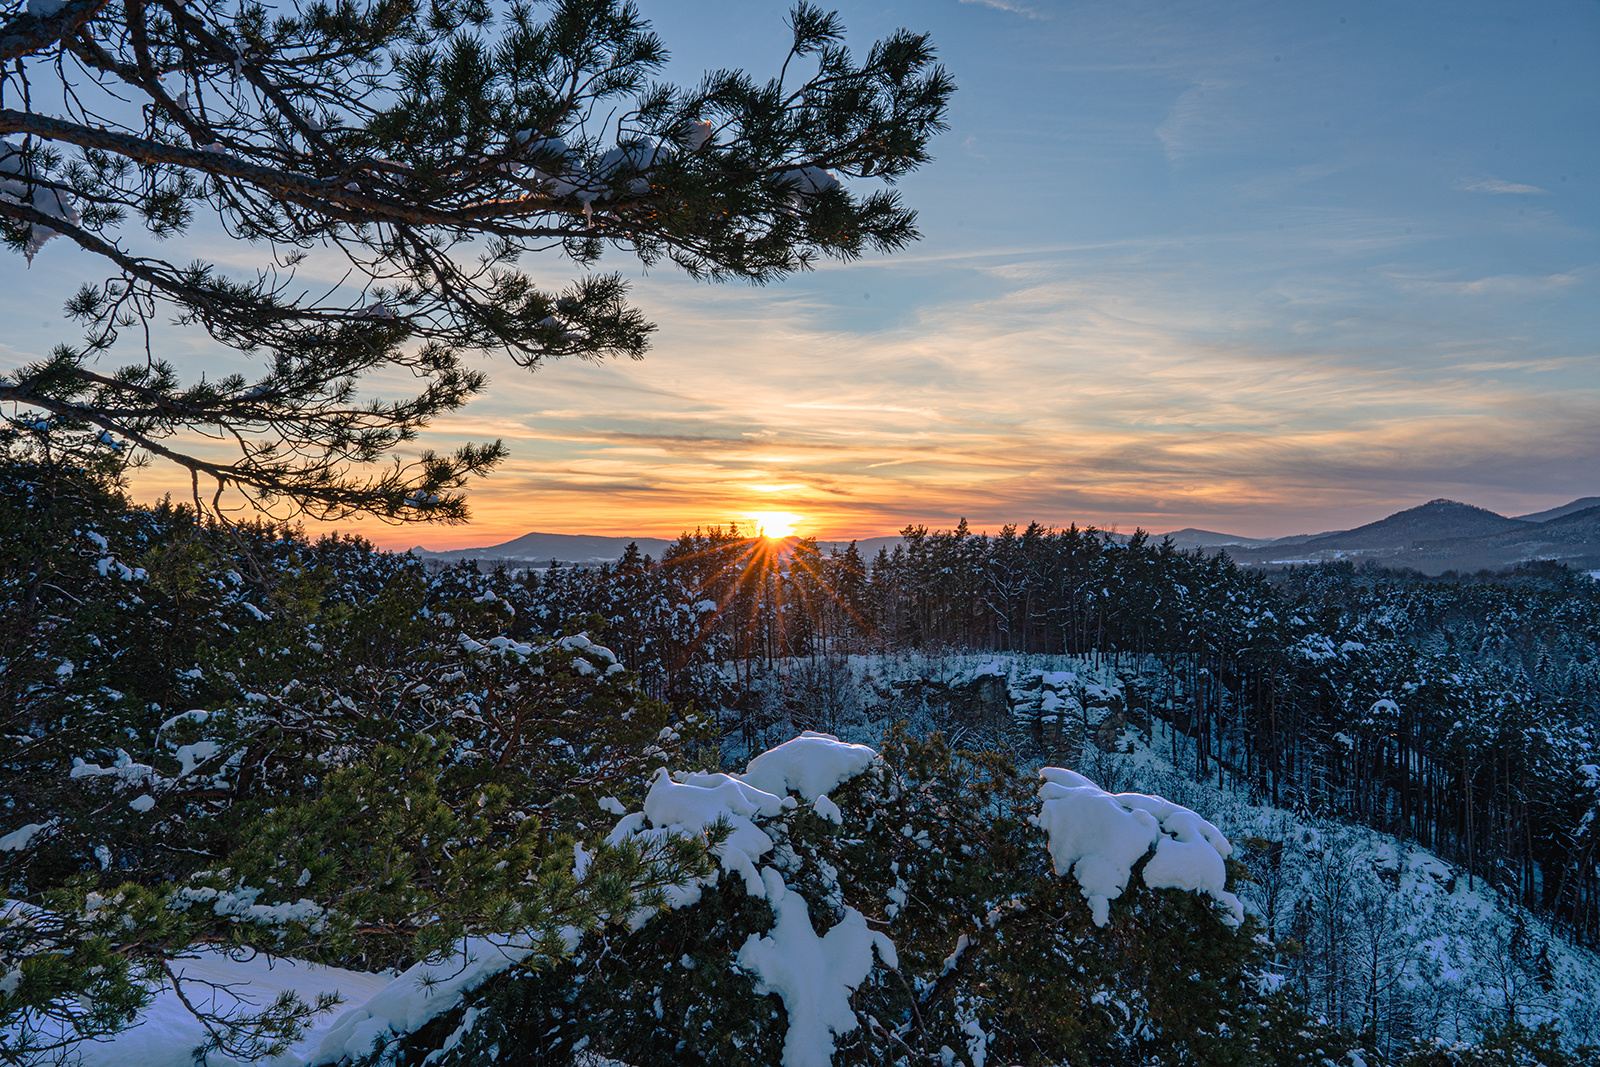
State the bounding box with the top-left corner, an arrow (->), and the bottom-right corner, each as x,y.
267,235 -> 1590,548
1389,271 -> 1581,297
1154,79 -> 1236,162
958,0 -> 1046,19
1233,162 -> 1347,200
103,194 -> 1598,550
115,222 -> 1600,551
1455,178 -> 1547,195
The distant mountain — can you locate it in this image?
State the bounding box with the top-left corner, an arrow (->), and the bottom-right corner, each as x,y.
1221,500 -> 1521,570
410,531 -> 672,565
1401,504 -> 1600,574
814,535 -> 905,559
1291,499 -> 1530,552
1153,528 -> 1277,550
1253,531 -> 1329,548
1218,498 -> 1600,575
1515,497 -> 1600,523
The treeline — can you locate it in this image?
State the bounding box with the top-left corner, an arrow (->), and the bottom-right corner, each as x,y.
7,455 -> 1597,1064
505,521 -> 1600,946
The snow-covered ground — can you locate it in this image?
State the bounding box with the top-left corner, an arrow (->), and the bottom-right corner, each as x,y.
1095,729 -> 1600,1048
61,952 -> 392,1067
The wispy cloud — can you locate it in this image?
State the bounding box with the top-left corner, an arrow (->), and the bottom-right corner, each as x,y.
252,235 -> 1589,548
116,222 -> 1600,550
1455,178 -> 1548,195
958,0 -> 1046,19
1155,79 -> 1236,162
1389,271 -> 1581,297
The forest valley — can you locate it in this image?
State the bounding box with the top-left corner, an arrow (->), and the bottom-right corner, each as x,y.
6,458 -> 1600,1066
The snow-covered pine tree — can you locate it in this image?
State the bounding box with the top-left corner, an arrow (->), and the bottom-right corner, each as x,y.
396,728 -> 1359,1067
0,457 -> 717,1061
1404,1022 -> 1596,1066
0,0 -> 951,520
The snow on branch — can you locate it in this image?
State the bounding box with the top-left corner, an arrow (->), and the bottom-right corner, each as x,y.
1035,766 -> 1243,928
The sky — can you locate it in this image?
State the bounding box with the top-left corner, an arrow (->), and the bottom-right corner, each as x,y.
3,0 -> 1598,549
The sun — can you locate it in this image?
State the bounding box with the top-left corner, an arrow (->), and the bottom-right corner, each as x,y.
745,511 -> 802,538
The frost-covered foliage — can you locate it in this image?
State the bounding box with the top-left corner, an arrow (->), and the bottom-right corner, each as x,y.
1029,703 -> 1600,1058
0,459 -> 715,1062
518,521 -> 1600,953
517,537 -> 736,710
11,470 -> 1600,1065
1035,766 -> 1241,928
394,729 -> 1348,1067
696,651 -> 1600,1063
0,140 -> 78,261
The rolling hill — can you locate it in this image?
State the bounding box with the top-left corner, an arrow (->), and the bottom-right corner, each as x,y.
1514,496 -> 1600,522
410,531 -> 672,565
1217,498 -> 1600,574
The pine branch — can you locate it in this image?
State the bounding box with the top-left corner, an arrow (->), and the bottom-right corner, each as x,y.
0,0 -> 110,64
2,0 -> 952,520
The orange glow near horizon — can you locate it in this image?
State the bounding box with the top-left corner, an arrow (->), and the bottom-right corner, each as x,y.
745,511 -> 802,538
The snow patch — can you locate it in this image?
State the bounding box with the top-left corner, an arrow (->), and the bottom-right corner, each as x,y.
735,867 -> 894,1067
741,731 -> 877,801
0,819 -> 55,852
1,140 -> 81,261
638,769 -> 786,898
176,740 -> 220,778
1036,766 -> 1241,927
309,928 -> 576,1066
53,949 -> 394,1067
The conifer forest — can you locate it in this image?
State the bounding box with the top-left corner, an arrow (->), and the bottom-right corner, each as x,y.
7,458 -> 1600,1065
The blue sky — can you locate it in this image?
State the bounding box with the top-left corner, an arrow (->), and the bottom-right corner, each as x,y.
4,0 -> 1596,545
